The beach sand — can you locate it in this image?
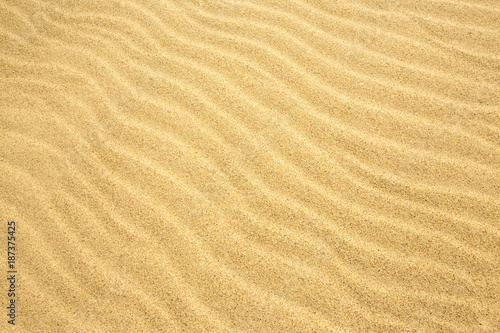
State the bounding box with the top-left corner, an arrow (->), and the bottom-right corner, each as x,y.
0,0 -> 499,332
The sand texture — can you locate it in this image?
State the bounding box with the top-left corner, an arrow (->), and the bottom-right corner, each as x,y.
1,0 -> 499,332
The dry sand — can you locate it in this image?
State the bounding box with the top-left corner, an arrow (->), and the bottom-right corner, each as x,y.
1,0 -> 499,332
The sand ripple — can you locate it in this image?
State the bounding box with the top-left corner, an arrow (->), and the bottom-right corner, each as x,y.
1,0 -> 499,331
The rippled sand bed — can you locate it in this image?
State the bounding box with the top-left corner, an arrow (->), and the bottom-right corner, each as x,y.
1,0 -> 499,332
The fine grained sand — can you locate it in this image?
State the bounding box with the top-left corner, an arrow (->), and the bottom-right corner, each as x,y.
1,0 -> 499,332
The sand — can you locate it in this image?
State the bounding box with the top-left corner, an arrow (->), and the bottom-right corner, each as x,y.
1,0 -> 499,332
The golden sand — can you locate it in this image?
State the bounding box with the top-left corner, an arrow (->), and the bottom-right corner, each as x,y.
1,0 -> 499,332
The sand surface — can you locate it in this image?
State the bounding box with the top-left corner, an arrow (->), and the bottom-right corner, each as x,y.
1,0 -> 499,332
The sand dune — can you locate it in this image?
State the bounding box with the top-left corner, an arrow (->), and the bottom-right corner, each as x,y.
1,0 -> 499,332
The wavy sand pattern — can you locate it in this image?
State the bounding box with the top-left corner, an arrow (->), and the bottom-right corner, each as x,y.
1,0 -> 499,332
